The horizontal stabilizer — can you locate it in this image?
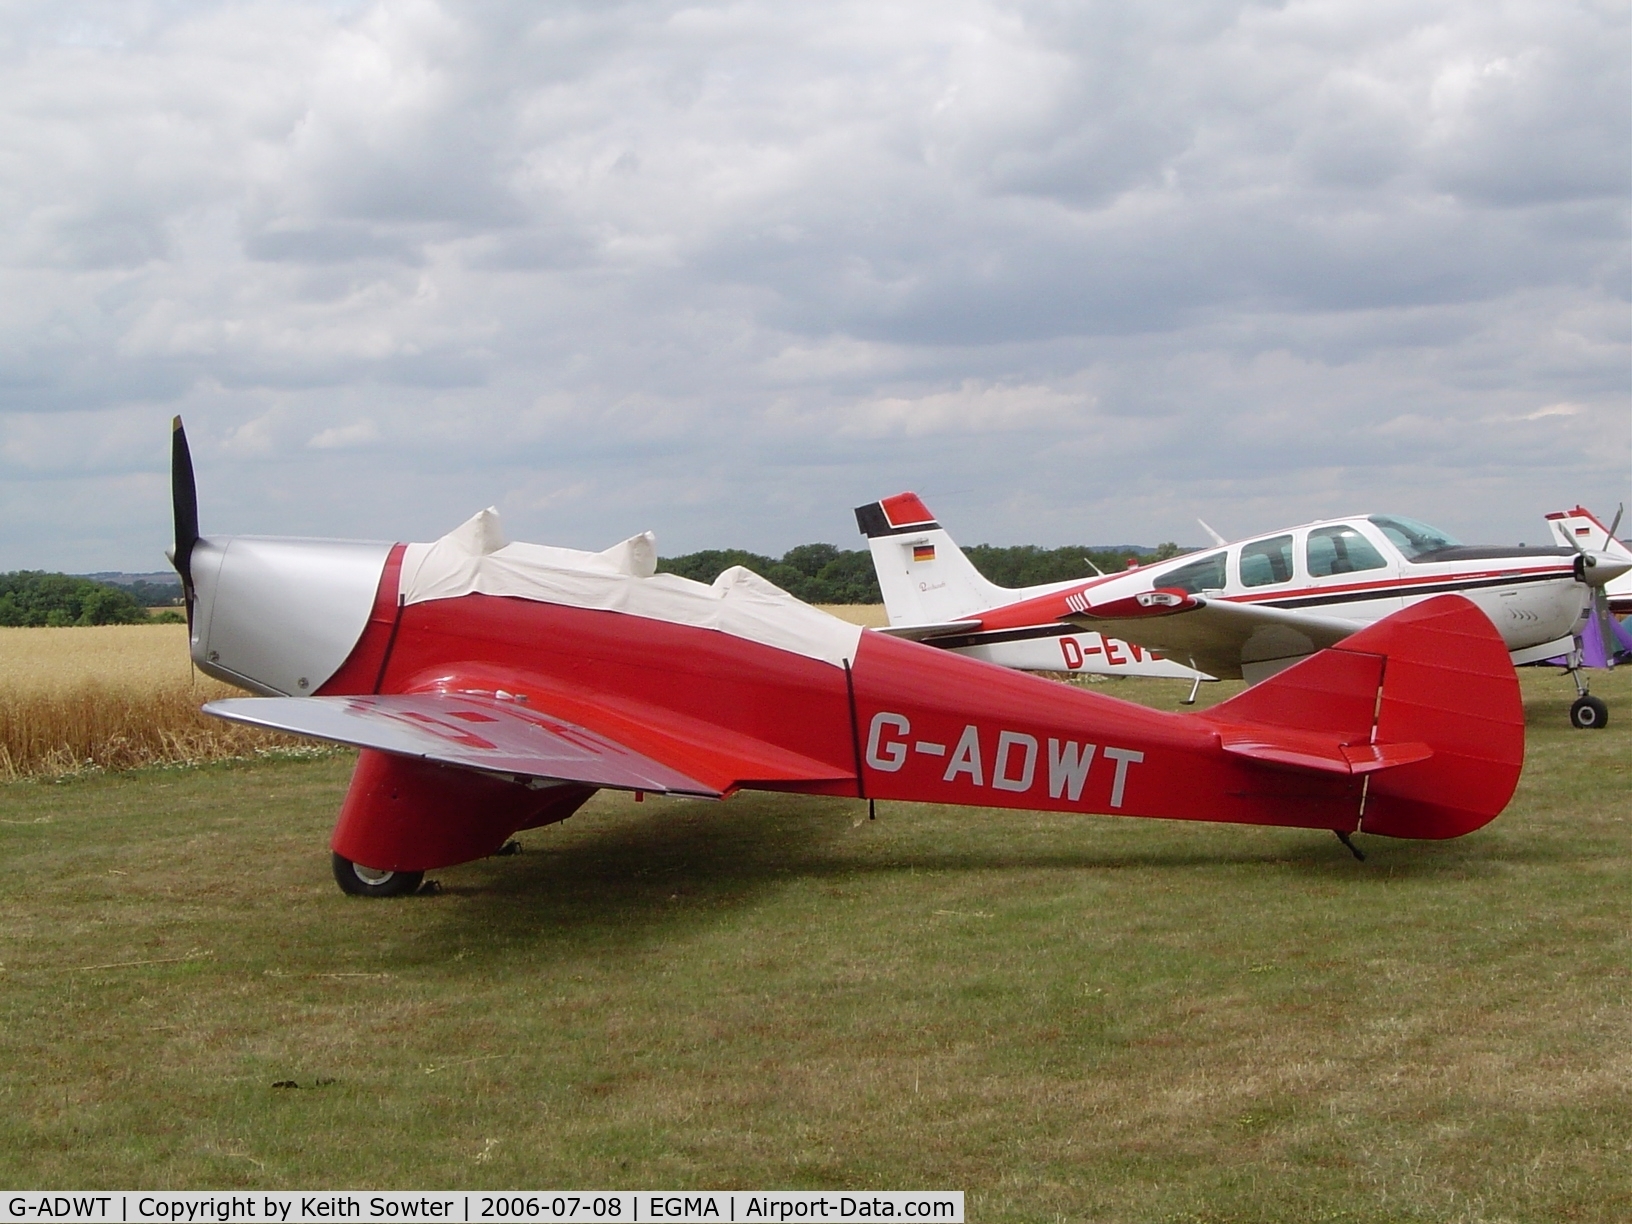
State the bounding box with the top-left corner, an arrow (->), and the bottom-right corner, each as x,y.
1342,741 -> 1435,773
1218,730 -> 1432,776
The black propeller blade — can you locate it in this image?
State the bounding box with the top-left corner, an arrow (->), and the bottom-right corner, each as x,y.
1589,504 -> 1626,665
170,415 -> 199,622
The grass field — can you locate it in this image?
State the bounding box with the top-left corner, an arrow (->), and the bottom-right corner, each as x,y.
0,654 -> 1628,1219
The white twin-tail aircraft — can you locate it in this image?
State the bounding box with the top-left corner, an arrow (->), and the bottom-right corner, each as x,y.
857,492 -> 1632,728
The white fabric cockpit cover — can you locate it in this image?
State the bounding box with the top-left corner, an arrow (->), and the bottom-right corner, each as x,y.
400,509 -> 864,670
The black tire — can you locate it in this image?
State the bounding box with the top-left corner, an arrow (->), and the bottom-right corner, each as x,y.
1569,695 -> 1609,730
332,852 -> 425,897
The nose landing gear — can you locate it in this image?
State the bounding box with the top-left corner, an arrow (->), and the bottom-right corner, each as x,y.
1565,645 -> 1609,729
1570,694 -> 1609,729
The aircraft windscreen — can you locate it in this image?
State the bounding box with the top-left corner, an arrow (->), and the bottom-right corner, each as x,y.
1369,515 -> 1462,560
1158,550 -> 1226,594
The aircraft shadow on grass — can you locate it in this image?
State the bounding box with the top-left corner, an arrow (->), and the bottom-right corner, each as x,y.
407,793 -> 1539,949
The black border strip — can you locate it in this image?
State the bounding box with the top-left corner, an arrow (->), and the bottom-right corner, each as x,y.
844,658 -> 866,799
373,595 -> 407,694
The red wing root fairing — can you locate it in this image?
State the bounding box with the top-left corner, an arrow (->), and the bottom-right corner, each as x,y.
170,421 -> 1524,893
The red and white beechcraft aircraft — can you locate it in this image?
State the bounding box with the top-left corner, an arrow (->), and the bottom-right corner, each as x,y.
857,492 -> 1632,728
169,421 -> 1526,895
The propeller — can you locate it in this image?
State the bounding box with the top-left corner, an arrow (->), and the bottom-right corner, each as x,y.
169,415 -> 199,625
1595,504 -> 1627,667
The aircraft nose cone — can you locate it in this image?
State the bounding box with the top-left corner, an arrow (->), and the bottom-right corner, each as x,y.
1577,551 -> 1632,587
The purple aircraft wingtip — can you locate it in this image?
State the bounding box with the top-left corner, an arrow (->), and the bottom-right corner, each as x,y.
1544,613 -> 1632,670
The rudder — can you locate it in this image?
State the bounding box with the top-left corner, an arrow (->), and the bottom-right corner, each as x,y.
855,492 -> 1013,624
1204,594 -> 1523,839
1350,595 -> 1524,838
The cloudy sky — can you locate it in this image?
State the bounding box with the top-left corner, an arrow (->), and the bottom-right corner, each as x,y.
1,0 -> 1627,571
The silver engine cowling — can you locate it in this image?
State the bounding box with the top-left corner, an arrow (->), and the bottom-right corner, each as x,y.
189,536 -> 395,696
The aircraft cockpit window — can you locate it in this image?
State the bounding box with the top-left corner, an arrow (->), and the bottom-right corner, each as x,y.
1307,525 -> 1388,578
1238,535 -> 1294,587
1369,515 -> 1461,561
1158,551 -> 1226,594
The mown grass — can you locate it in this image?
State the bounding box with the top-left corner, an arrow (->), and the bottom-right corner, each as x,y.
0,665 -> 1627,1221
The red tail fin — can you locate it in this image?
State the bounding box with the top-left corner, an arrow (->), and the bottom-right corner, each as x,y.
1203,595 -> 1524,839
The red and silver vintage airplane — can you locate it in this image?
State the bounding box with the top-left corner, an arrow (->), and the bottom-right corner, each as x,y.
858,492 -> 1632,729
169,420 -> 1525,896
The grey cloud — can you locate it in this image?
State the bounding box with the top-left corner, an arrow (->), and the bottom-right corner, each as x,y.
244,222 -> 429,265
0,0 -> 1624,570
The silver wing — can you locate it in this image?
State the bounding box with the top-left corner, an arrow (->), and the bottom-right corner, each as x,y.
206,692 -> 722,795
1067,598 -> 1361,681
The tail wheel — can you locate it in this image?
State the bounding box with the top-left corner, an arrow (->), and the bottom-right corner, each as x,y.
1570,695 -> 1609,730
332,852 -> 425,897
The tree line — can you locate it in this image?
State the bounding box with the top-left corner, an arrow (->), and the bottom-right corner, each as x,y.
0,572 -> 156,626
120,578 -> 186,607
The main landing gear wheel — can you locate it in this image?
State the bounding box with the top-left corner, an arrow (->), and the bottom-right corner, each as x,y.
1570,695 -> 1609,730
332,852 -> 425,897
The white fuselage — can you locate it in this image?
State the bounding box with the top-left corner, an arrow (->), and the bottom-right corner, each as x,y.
1128,517 -> 1586,656
950,515 -> 1589,678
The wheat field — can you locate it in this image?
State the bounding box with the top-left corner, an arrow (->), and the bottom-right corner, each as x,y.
0,624 -> 305,778
816,603 -> 890,628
